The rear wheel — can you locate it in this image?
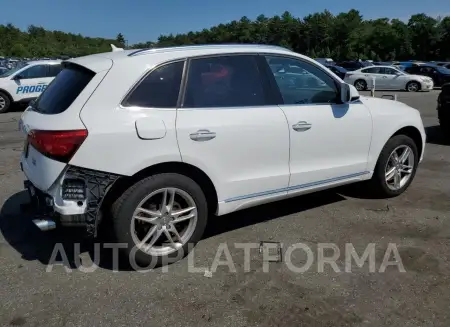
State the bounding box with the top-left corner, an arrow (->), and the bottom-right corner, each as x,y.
369,135 -> 419,197
406,81 -> 420,92
111,173 -> 208,268
354,79 -> 367,91
0,92 -> 11,113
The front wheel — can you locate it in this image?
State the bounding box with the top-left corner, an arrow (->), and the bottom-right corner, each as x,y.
438,108 -> 450,139
406,81 -> 420,92
369,135 -> 419,197
111,173 -> 208,268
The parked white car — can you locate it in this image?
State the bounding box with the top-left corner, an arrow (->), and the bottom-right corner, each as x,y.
343,65 -> 434,92
0,60 -> 62,113
19,45 -> 426,267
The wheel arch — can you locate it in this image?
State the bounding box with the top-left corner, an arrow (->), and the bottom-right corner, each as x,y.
368,124 -> 424,173
406,80 -> 422,91
102,161 -> 219,216
0,88 -> 13,102
391,126 -> 423,158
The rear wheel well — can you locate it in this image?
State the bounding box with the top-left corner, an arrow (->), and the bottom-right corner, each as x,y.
102,162 -> 218,216
392,126 -> 423,157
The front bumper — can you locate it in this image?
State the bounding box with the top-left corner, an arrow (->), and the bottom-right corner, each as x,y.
22,165 -> 121,236
420,80 -> 434,91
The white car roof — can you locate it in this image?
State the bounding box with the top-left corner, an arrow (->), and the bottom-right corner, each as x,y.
67,44 -> 300,73
27,60 -> 62,66
356,65 -> 399,71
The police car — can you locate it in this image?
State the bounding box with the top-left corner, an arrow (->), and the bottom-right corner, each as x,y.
0,60 -> 62,113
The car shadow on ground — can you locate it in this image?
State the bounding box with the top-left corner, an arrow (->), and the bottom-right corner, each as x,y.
425,125 -> 449,146
0,189 -> 347,271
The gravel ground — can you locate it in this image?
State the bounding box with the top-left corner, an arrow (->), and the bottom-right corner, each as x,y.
1,90 -> 449,327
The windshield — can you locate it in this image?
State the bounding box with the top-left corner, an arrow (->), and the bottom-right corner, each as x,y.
436,66 -> 450,74
0,65 -> 25,78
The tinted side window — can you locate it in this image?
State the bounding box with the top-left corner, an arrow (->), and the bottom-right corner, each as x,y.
361,67 -> 381,74
20,65 -> 48,79
124,61 -> 184,108
420,67 -> 434,73
380,67 -> 397,75
265,56 -> 338,105
183,55 -> 265,108
48,64 -> 63,77
341,62 -> 359,69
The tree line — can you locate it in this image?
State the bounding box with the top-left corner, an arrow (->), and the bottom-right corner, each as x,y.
1,10 -> 450,61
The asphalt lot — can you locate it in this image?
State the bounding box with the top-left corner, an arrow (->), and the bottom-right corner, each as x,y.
1,90 -> 450,327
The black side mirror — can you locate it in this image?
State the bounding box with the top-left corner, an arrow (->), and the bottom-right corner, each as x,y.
13,74 -> 22,80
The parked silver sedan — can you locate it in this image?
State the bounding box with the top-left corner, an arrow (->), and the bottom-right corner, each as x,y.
343,65 -> 434,92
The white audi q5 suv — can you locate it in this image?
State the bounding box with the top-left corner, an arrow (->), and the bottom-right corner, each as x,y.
19,44 -> 426,266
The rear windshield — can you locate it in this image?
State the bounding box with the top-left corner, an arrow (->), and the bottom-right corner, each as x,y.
33,63 -> 95,114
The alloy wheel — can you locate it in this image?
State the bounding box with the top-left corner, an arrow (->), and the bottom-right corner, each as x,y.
384,145 -> 415,191
0,96 -> 5,110
130,187 -> 198,256
355,81 -> 365,91
407,83 -> 419,92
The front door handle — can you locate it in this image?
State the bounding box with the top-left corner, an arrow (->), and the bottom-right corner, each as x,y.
292,121 -> 312,132
189,129 -> 216,141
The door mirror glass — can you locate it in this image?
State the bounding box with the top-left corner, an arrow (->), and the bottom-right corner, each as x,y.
341,83 -> 360,103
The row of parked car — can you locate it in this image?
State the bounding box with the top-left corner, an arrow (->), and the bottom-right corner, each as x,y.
314,58 -> 450,91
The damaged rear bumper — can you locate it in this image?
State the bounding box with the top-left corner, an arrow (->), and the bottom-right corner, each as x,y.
23,165 -> 120,236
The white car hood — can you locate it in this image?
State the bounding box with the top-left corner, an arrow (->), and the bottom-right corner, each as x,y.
360,96 -> 420,117
408,74 -> 431,81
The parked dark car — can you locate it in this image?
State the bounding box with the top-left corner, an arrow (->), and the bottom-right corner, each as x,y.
438,83 -> 450,138
325,64 -> 347,79
373,61 -> 393,66
405,65 -> 450,87
337,61 -> 373,71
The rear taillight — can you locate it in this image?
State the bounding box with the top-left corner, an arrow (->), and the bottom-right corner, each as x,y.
28,129 -> 88,163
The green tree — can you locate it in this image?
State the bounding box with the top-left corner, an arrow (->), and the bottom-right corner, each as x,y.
116,33 -> 126,48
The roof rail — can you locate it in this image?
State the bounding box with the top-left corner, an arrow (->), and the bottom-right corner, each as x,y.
128,44 -> 292,57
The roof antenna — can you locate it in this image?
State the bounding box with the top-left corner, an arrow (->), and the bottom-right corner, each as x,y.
111,44 -> 124,52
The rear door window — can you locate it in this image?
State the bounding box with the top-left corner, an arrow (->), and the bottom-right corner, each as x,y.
361,67 -> 381,74
33,64 -> 95,114
183,55 -> 266,108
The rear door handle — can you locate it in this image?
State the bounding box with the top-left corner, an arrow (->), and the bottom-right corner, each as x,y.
292,121 -> 312,132
189,129 -> 216,141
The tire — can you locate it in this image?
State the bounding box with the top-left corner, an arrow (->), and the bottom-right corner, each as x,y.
438,108 -> 450,139
439,117 -> 450,139
354,79 -> 367,91
406,81 -> 420,92
369,135 -> 419,197
111,173 -> 208,268
0,91 -> 11,114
